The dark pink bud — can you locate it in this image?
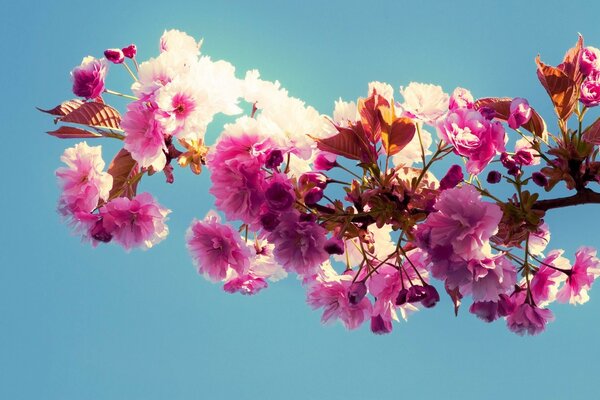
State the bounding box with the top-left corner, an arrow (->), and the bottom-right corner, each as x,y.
265,149 -> 284,169
299,172 -> 328,190
420,285 -> 440,308
313,152 -> 337,171
439,164 -> 464,190
407,285 -> 428,303
370,315 -> 393,335
347,281 -> 367,305
487,170 -> 502,184
304,187 -> 323,205
531,172 -> 548,187
395,288 -> 409,306
324,237 -> 344,255
104,48 -> 125,64
122,44 -> 137,59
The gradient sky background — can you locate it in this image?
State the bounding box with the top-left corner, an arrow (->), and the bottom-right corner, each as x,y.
3,1 -> 600,399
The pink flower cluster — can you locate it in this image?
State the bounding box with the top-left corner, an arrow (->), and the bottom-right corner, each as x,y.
56,143 -> 169,251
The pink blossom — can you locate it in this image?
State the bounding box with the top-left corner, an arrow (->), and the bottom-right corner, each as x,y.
122,100 -> 168,171
528,223 -> 550,256
437,108 -> 506,175
71,56 -> 107,99
223,275 -> 268,295
557,247 -> 600,305
400,82 -> 449,125
56,142 -> 113,216
186,212 -> 251,282
467,255 -> 517,302
530,250 -> 567,306
160,29 -> 201,56
506,303 -> 554,336
469,293 -> 515,322
580,73 -> 600,107
99,192 -> 170,251
268,212 -> 329,276
417,185 -> 502,260
448,87 -> 474,110
306,272 -> 372,330
264,173 -> 295,212
580,46 -> 600,76
507,98 -> 532,129
313,152 -> 337,171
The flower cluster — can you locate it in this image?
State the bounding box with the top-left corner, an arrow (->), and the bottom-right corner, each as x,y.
42,31 -> 600,336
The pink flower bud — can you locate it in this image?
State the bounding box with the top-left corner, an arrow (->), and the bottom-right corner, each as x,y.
370,315 -> 393,335
313,152 -> 337,171
122,44 -> 137,59
508,98 -> 532,129
104,48 -> 125,64
439,164 -> 463,190
486,170 -> 502,184
532,172 -> 548,187
421,285 -> 440,308
347,281 -> 367,305
71,56 -> 108,99
304,187 -> 324,205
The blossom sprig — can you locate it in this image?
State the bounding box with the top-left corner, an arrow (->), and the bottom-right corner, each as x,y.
41,31 -> 600,336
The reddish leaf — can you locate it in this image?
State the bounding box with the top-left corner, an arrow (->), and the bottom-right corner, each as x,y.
358,91 -> 390,143
37,99 -> 84,116
382,117 -> 416,156
47,126 -> 102,139
310,128 -> 364,161
536,56 -> 578,121
559,34 -> 584,88
106,149 -> 139,200
474,97 -> 548,141
583,117 -> 600,145
61,102 -> 122,129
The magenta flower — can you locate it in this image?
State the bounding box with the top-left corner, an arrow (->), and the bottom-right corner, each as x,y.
437,108 -> 506,175
122,100 -> 168,171
186,212 -> 251,282
264,173 -> 295,212
530,250 -> 566,306
208,125 -> 275,225
313,152 -> 337,171
99,192 -> 170,251
580,46 -> 600,76
580,73 -> 600,107
223,274 -> 268,295
448,87 -> 474,110
268,212 -> 328,276
506,303 -> 554,336
307,272 -> 372,330
557,247 -> 600,305
122,44 -> 137,59
71,56 -> 108,99
56,142 -> 113,216
507,98 -> 532,129
417,185 -> 502,260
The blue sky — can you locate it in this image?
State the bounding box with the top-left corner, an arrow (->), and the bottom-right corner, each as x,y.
2,1 -> 600,399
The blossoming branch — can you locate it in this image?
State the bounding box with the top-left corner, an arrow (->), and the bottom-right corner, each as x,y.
40,30 -> 600,336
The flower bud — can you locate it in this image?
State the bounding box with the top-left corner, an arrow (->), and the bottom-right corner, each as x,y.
104,48 -> 125,64
370,315 -> 393,335
420,285 -> 440,308
407,285 -> 428,303
314,152 -> 337,171
122,44 -> 137,59
439,164 -> 464,190
514,149 -> 534,166
347,281 -> 367,305
486,170 -> 502,184
531,172 -> 548,187
395,288 -> 409,306
299,172 -> 328,190
304,187 -> 324,205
